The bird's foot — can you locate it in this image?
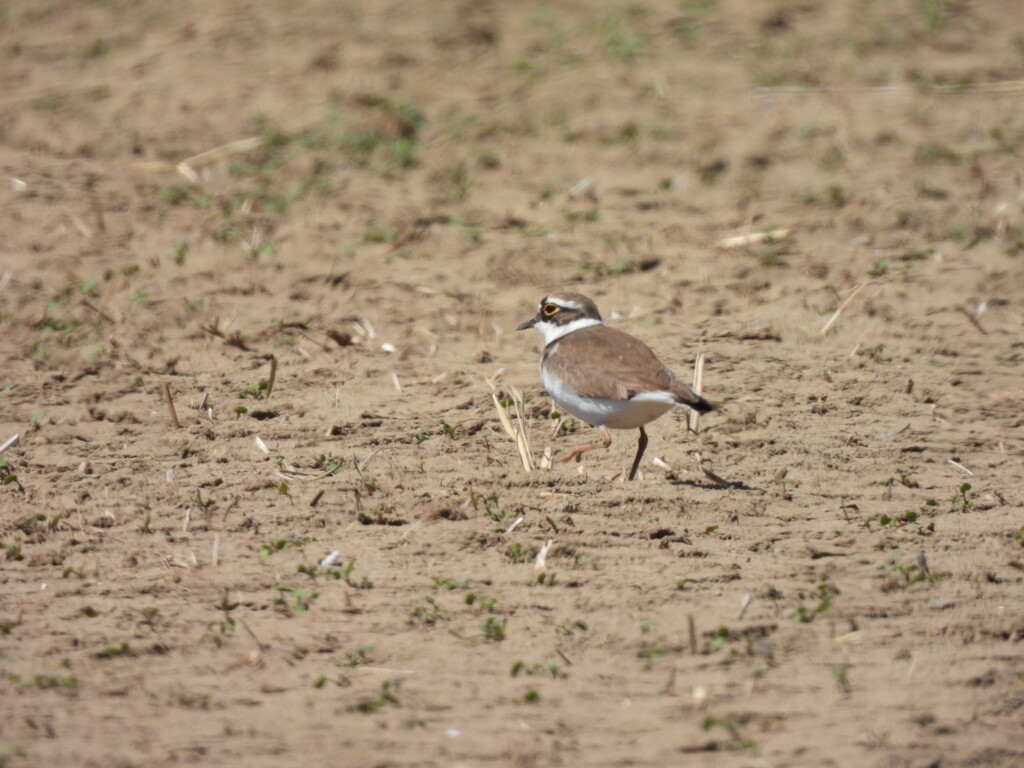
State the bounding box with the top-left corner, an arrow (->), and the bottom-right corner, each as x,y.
556,445 -> 594,464
556,428 -> 613,465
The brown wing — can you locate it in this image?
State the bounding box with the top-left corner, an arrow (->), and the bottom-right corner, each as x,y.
544,325 -> 682,401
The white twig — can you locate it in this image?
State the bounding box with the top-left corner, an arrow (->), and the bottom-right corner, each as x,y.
717,228 -> 790,248
535,539 -> 553,571
948,459 -> 973,476
504,516 -> 524,535
539,446 -> 553,470
320,551 -> 341,568
0,433 -> 19,455
567,177 -> 597,201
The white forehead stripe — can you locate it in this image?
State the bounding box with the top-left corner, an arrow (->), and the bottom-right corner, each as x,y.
546,296 -> 584,312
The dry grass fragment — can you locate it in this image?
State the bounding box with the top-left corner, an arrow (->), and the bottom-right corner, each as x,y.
948,459 -> 973,476
956,305 -> 988,335
539,446 -> 553,470
504,516 -> 525,535
265,356 -> 278,399
82,298 -> 117,324
821,281 -> 872,335
737,593 -> 752,621
688,351 -> 706,434
567,177 -> 597,201
200,319 -> 250,350
358,447 -> 384,473
128,136 -> 263,180
534,539 -> 553,571
221,496 -> 240,522
159,381 -> 181,429
488,380 -> 536,473
0,433 -> 19,455
717,228 -> 790,248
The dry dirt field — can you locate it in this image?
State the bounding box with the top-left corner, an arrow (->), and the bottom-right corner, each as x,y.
2,2 -> 1024,766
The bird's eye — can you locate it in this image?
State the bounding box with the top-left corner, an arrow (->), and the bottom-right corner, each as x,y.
542,304 -> 559,316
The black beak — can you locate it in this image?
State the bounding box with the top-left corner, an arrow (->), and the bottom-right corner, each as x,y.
516,317 -> 538,331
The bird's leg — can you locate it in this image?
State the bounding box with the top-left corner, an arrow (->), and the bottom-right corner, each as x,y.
557,426 -> 612,465
627,426 -> 648,481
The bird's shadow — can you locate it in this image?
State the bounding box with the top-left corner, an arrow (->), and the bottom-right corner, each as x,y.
666,477 -> 763,492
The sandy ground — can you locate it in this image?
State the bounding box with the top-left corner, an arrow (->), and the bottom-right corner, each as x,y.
2,1 -> 1024,766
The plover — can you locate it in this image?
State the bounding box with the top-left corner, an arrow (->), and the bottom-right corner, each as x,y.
518,292 -> 713,480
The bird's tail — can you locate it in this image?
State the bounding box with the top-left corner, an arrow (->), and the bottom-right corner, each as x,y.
672,382 -> 714,413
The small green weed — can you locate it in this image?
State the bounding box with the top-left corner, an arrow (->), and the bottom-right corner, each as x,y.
342,557 -> 372,589
878,552 -> 946,591
356,680 -> 400,713
96,642 -> 132,659
866,258 -> 890,277
258,538 -> 302,557
505,543 -> 530,563
480,617 -> 507,641
709,625 -> 730,651
0,458 -> 23,492
344,645 -> 374,667
949,482 -> 973,511
312,454 -> 343,473
793,583 -> 839,623
13,673 -> 78,691
830,664 -> 852,694
700,712 -> 757,751
239,379 -> 269,399
432,577 -> 468,590
411,596 -> 442,625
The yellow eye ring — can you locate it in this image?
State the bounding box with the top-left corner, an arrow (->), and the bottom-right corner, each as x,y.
542,304 -> 559,316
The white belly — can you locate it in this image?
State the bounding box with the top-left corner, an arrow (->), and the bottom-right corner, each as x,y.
542,367 -> 676,430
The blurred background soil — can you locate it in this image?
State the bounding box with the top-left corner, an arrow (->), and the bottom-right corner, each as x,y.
1,1 -> 1023,766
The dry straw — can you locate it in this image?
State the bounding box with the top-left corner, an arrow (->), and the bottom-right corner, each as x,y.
160,381 -> 181,429
821,281 -> 872,335
688,351 -> 706,434
489,380 -> 536,473
266,356 -> 278,399
717,228 -> 790,249
0,433 -> 19,455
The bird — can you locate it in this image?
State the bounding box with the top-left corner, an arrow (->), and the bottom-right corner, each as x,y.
517,292 -> 713,480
